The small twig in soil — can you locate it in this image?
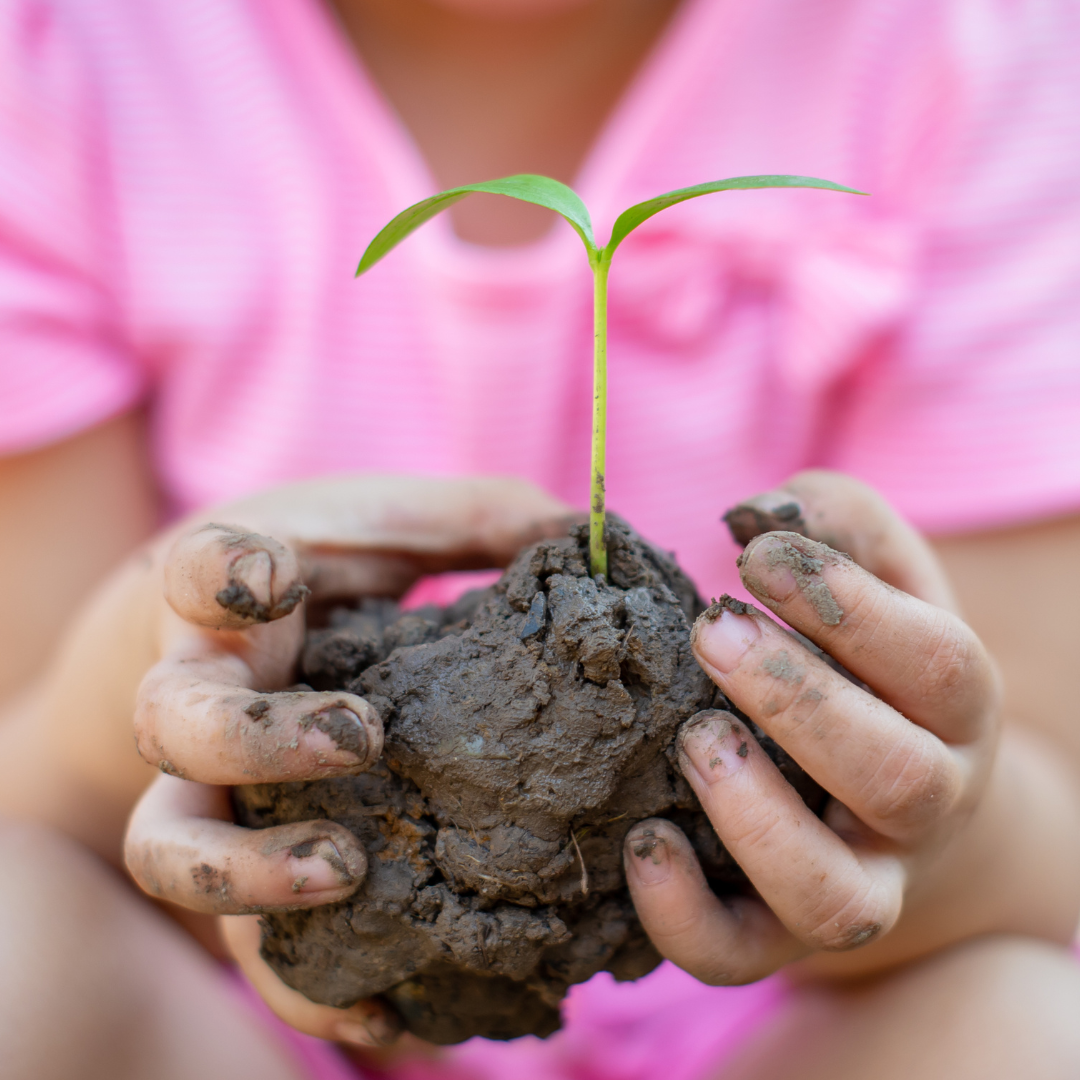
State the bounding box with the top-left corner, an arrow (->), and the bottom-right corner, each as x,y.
476,923 -> 491,968
571,831 -> 590,896
451,794 -> 483,849
478,873 -> 519,892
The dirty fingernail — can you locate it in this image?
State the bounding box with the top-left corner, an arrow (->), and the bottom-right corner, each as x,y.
231,550 -> 274,606
626,828 -> 671,885
677,711 -> 750,786
332,1020 -> 380,1047
693,609 -> 761,674
286,838 -> 357,892
301,706 -> 371,766
723,493 -> 808,547
739,534 -> 801,603
740,534 -> 845,626
216,548 -> 274,622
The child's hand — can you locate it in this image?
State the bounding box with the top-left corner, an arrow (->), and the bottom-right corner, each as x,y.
624,472 -> 1021,983
117,475 -> 571,1045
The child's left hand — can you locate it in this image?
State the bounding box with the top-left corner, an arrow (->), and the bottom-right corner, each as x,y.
624,472 -> 1080,984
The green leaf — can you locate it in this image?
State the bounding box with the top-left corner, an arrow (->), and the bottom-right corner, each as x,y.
356,174 -> 597,275
604,174 -> 867,258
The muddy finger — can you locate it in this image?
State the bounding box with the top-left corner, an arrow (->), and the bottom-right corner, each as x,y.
674,711 -> 906,951
624,817 -> 805,983
692,600 -> 969,842
124,775 -> 367,914
735,532 -> 998,743
724,470 -> 956,612
135,653 -> 383,784
165,523 -> 310,629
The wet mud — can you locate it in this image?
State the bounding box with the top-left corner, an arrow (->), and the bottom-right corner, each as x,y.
233,520 -> 826,1043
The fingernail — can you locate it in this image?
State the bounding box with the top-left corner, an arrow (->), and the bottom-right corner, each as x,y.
332,1020 -> 380,1048
300,706 -> 370,765
216,548 -> 273,621
625,827 -> 671,885
723,492 -> 808,547
232,550 -> 273,606
693,608 -> 761,674
740,535 -> 845,626
286,838 -> 355,891
739,534 -> 801,603
677,711 -> 750,786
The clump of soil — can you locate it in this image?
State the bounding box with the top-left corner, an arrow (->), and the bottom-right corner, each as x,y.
233,519 -> 825,1044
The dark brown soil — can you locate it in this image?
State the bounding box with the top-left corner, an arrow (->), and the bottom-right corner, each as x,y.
232,519 -> 826,1044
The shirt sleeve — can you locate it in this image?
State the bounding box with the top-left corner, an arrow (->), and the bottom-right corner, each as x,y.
0,2 -> 143,456
822,0 -> 1080,535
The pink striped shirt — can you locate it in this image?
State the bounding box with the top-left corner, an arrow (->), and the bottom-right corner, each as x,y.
2,1 -> 1080,1077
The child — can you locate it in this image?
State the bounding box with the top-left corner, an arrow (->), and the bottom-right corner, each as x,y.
2,0 -> 1080,1077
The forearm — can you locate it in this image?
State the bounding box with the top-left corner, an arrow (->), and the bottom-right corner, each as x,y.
0,557 -> 161,866
791,724 -> 1080,982
0,697 -> 155,868
0,412 -> 159,701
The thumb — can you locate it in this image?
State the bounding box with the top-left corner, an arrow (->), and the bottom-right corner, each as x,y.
220,914 -> 404,1048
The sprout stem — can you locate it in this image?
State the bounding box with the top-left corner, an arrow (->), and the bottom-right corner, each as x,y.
355,173 -> 863,584
590,253 -> 611,578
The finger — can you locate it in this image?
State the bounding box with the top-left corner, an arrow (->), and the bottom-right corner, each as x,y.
693,602 -> 971,841
624,817 -> 806,983
165,524 -> 309,629
724,470 -> 957,612
230,475 -> 577,602
165,479 -> 577,620
296,549 -> 442,605
733,532 -> 998,742
674,711 -> 905,950
220,915 -> 403,1047
135,651 -> 383,784
124,774 -> 367,913
240,475 -> 574,564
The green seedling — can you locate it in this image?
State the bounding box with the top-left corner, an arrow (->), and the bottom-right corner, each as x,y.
357,174 -> 864,577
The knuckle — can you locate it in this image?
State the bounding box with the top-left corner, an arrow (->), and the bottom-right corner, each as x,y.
751,647 -> 828,728
122,837 -> 160,897
914,618 -> 972,700
133,697 -> 166,766
646,906 -> 710,943
909,613 -> 998,724
840,580 -> 890,636
773,679 -> 831,739
805,883 -> 896,952
864,741 -> 959,832
724,805 -> 790,855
